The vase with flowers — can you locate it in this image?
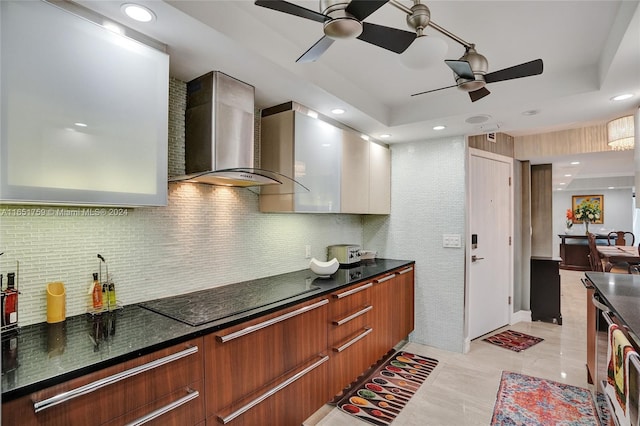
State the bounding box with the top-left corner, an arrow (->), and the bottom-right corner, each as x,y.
565,209 -> 574,233
574,199 -> 602,235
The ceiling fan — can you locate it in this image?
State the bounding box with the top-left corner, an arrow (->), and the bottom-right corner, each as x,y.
387,1 -> 543,102
254,0 -> 416,63
411,46 -> 544,102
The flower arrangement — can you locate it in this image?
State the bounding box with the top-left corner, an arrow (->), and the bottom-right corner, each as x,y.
565,209 -> 574,229
574,199 -> 602,223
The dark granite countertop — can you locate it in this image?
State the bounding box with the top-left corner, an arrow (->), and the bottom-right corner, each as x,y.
1,258 -> 413,401
585,272 -> 640,345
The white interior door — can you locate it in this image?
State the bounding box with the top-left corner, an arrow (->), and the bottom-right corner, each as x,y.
468,151 -> 512,340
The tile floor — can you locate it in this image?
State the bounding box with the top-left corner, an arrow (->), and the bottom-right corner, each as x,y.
304,269 -> 591,425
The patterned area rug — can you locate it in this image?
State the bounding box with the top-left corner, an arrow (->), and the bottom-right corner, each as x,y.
491,371 -> 599,425
483,330 -> 544,352
337,351 -> 438,425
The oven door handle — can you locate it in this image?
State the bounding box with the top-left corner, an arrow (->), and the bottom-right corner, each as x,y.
591,294 -> 611,313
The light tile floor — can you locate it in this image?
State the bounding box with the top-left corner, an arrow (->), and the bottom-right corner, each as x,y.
304,269 -> 590,425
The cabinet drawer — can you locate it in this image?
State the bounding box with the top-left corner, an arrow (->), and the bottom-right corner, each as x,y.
205,297 -> 329,418
329,327 -> 375,397
105,380 -> 204,426
3,338 -> 203,426
330,281 -> 372,319
330,305 -> 372,346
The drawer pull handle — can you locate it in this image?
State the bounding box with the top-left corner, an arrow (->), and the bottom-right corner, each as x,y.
218,355 -> 329,424
125,388 -> 199,426
591,294 -> 611,313
375,274 -> 396,284
333,305 -> 373,326
399,267 -> 414,275
333,282 -> 373,299
33,345 -> 198,413
333,327 -> 373,353
216,299 -> 329,343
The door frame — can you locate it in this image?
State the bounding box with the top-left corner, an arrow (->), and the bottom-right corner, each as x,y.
464,147 -> 515,352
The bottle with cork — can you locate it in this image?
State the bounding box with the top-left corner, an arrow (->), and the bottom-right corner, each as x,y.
91,272 -> 102,310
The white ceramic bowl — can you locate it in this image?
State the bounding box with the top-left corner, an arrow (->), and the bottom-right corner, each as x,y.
309,257 -> 339,277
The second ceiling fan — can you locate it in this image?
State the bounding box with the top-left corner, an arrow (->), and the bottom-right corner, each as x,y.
254,0 -> 416,62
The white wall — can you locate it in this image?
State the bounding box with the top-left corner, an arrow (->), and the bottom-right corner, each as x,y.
363,137 -> 467,353
552,188 -> 634,256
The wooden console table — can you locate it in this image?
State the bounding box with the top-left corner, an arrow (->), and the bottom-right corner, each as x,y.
558,234 -> 609,270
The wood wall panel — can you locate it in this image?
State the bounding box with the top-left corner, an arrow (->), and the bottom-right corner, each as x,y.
514,125 -> 609,159
530,164 -> 553,257
468,132 -> 514,158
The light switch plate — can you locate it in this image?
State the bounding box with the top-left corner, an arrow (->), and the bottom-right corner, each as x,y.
443,234 -> 462,248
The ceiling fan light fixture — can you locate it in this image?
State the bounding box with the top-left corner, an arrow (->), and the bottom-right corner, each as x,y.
400,35 -> 447,69
607,115 -> 634,151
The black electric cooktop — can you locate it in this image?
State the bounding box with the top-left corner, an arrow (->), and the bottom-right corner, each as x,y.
139,275 -> 320,326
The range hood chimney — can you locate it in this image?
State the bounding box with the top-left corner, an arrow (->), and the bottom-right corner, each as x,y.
170,71 -> 304,189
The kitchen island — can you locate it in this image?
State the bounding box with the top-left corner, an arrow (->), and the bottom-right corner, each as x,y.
2,258 -> 414,425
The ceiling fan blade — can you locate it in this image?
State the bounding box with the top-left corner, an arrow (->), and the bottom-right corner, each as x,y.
357,22 -> 416,54
254,0 -> 328,23
411,84 -> 458,97
485,59 -> 543,83
444,60 -> 474,80
296,36 -> 335,63
469,87 -> 491,102
346,0 -> 388,21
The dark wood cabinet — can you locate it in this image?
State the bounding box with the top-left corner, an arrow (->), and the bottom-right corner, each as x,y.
205,296 -> 330,425
530,257 -> 562,324
2,338 -> 204,426
558,234 -> 609,270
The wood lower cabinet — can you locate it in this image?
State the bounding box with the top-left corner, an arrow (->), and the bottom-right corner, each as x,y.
2,338 -> 204,426
328,280 -> 375,397
371,266 -> 415,359
205,296 -> 331,425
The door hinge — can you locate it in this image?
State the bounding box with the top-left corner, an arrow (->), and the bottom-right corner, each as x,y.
508,177 -> 511,186
509,236 -> 512,246
508,296 -> 512,305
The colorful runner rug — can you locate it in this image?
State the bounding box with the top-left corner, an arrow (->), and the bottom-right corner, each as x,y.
491,371 -> 599,425
483,329 -> 544,352
337,351 -> 438,425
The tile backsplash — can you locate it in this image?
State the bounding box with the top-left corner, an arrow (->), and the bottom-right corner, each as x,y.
0,78 -> 363,326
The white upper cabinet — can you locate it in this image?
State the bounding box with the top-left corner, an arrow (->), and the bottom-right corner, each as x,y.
259,104 -> 390,214
0,1 -> 169,206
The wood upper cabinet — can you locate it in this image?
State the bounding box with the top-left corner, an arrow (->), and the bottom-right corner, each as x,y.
205,296 -> 331,425
2,338 -> 204,426
259,103 -> 390,214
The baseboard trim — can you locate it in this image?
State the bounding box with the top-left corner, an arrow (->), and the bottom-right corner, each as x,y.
511,310 -> 532,324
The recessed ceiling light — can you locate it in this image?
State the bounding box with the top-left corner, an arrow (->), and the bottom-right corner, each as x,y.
608,186 -> 615,189
380,134 -> 391,139
121,3 -> 156,23
331,108 -> 345,114
74,122 -> 88,127
611,93 -> 633,101
522,109 -> 540,116
559,182 -> 566,185
570,161 -> 580,165
433,125 -> 446,131
564,174 -> 572,177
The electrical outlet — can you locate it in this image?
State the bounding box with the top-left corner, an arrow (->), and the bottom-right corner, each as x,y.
305,245 -> 311,259
443,234 -> 462,248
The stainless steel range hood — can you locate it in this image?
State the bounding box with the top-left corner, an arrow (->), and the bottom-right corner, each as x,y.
170,71 -> 305,190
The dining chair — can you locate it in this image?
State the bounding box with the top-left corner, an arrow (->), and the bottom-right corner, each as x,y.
588,233 -> 604,272
608,231 -> 635,246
